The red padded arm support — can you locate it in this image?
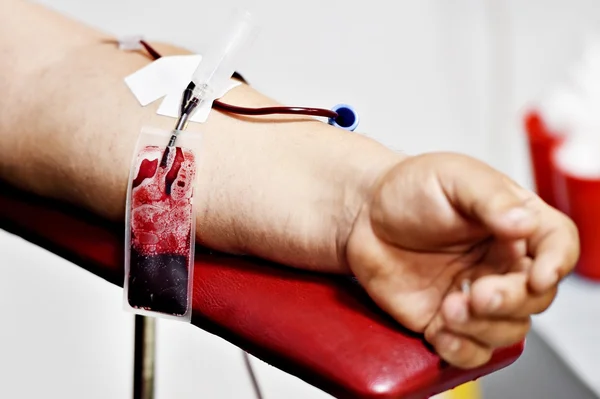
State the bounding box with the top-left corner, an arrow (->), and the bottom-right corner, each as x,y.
0,181 -> 523,399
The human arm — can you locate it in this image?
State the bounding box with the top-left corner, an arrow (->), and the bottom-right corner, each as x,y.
0,0 -> 401,272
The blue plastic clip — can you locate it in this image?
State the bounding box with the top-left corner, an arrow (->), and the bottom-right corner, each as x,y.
328,104 -> 359,131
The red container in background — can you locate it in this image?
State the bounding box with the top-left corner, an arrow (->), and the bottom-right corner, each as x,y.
553,160 -> 600,281
524,111 -> 564,209
524,109 -> 600,281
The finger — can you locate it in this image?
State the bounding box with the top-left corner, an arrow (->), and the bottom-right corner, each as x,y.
424,293 -> 530,348
445,317 -> 531,348
511,255 -> 534,273
432,331 -> 493,369
440,294 -> 530,347
527,207 -> 580,293
469,272 -> 558,318
479,238 -> 527,274
442,157 -> 539,239
424,309 -> 447,344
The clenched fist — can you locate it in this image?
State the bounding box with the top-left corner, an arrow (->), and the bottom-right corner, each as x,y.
346,153 -> 579,368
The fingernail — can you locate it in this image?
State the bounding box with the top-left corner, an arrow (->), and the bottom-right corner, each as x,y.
504,207 -> 532,226
449,305 -> 469,324
449,338 -> 461,352
487,293 -> 503,312
440,334 -> 461,353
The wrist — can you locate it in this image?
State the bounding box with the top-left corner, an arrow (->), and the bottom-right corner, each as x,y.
334,138 -> 408,271
192,89 -> 406,271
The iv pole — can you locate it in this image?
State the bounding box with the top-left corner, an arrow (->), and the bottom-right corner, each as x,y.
133,315 -> 156,399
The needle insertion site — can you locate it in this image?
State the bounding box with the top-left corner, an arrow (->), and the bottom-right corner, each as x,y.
167,9 -> 260,149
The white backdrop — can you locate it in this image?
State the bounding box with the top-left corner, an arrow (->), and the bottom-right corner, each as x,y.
1,1 -> 600,398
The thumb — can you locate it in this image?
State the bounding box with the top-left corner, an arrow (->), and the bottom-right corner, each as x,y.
442,155 -> 539,238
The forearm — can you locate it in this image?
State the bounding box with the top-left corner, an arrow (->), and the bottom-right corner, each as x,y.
0,0 -> 403,271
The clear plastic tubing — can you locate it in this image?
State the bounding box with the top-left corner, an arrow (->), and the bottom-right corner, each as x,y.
190,9 -> 260,105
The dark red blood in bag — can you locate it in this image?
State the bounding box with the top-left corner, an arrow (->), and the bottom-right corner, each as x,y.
128,250 -> 189,315
127,145 -> 196,316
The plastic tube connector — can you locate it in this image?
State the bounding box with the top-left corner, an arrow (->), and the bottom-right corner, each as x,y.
328,104 -> 359,131
190,9 -> 260,103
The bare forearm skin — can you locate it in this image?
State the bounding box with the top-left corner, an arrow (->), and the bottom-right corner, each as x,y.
0,0 -> 403,272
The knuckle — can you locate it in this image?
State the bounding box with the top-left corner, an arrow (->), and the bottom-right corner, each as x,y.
555,211 -> 580,269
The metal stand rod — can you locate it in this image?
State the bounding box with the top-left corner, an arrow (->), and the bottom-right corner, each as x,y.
133,315 -> 156,399
243,351 -> 264,399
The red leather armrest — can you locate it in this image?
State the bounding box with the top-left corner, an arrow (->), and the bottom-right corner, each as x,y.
0,182 -> 523,399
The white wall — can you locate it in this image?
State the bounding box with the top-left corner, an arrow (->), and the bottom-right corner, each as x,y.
1,1 -> 599,398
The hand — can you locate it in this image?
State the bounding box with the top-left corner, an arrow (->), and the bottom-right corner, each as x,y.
345,152 -> 579,368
